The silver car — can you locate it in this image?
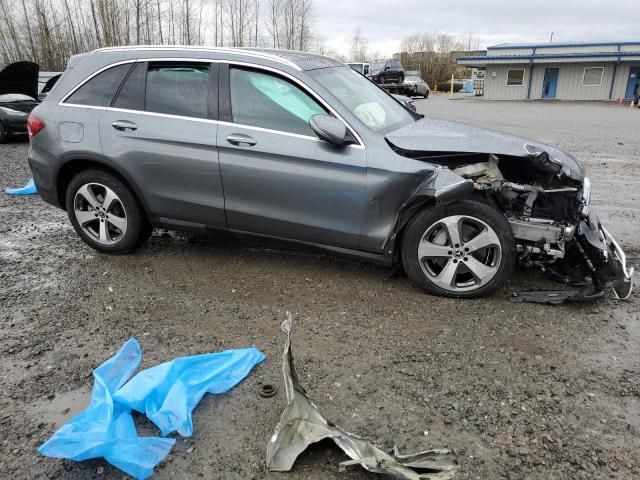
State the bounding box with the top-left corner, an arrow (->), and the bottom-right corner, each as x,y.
27,47 -> 633,299
404,75 -> 430,98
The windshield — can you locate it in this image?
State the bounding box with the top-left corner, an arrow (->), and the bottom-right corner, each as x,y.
406,76 -> 421,82
0,93 -> 35,102
309,66 -> 415,133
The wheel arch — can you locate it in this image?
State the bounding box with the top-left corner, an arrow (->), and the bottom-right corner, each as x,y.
383,169 -> 476,263
56,154 -> 152,219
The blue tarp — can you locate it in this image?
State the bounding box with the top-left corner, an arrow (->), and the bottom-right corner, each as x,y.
39,339 -> 265,479
5,177 -> 38,195
114,348 -> 267,437
38,339 -> 175,479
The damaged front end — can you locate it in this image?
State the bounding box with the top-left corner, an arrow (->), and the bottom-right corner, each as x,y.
386,124 -> 633,300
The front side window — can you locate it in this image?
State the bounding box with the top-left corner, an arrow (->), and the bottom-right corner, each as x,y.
583,67 -> 604,86
506,69 -> 525,86
229,67 -> 326,136
65,64 -> 132,107
145,63 -> 210,118
309,66 -> 414,133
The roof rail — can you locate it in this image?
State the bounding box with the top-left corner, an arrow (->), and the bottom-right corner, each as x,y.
91,45 -> 302,71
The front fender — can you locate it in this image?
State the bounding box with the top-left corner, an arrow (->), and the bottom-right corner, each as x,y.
381,168 -> 474,255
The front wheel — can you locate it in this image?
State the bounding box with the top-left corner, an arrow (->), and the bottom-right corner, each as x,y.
65,169 -> 151,254
401,199 -> 515,298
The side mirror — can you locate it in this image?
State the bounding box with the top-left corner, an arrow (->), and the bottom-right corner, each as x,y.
309,114 -> 349,147
384,66 -> 390,71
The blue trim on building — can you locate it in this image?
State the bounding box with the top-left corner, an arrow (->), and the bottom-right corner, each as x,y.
458,52 -> 640,62
488,41 -> 640,50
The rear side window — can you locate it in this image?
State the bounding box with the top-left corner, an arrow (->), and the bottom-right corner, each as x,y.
229,67 -> 326,136
145,63 -> 210,118
65,64 -> 132,107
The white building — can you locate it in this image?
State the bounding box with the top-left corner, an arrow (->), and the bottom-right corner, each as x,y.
457,41 -> 640,101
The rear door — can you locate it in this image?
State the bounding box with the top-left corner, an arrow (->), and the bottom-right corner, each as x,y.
216,64 -> 367,249
99,60 -> 225,227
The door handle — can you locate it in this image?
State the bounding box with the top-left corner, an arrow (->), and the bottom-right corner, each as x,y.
226,133 -> 257,146
112,120 -> 138,132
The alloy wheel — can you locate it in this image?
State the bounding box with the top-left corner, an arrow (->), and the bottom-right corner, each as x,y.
73,182 -> 128,246
418,215 -> 502,293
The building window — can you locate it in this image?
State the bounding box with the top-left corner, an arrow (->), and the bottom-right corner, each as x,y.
583,67 -> 604,87
506,69 -> 525,86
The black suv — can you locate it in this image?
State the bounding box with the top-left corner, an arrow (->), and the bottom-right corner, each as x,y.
370,59 -> 405,84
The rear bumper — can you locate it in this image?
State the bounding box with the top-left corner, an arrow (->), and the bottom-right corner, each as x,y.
28,153 -> 62,208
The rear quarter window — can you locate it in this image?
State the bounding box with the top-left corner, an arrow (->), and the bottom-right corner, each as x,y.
65,64 -> 133,107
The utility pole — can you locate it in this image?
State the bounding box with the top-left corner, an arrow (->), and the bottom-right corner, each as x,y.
550,32 -> 554,42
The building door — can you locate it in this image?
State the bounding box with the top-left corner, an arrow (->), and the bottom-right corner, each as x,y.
624,67 -> 640,100
541,68 -> 559,99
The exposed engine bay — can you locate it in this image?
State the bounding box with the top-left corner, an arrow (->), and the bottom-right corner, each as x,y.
391,146 -> 634,301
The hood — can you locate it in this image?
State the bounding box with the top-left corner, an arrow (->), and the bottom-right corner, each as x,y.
386,117 -> 584,181
0,61 -> 39,99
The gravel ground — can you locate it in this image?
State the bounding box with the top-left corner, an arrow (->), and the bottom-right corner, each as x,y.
1,96 -> 639,480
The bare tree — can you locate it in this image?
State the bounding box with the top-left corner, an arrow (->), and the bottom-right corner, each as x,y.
0,0 -> 318,70
398,31 -> 480,86
349,27 -> 368,61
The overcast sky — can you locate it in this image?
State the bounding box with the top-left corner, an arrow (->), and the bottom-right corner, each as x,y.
314,0 -> 638,57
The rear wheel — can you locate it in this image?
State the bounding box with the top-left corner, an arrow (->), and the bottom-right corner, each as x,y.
0,122 -> 6,143
401,199 -> 515,298
65,169 -> 150,254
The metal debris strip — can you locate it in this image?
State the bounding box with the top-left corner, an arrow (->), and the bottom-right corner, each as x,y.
266,313 -> 459,479
510,290 -> 605,304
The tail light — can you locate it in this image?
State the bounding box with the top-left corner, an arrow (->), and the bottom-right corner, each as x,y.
27,115 -> 45,137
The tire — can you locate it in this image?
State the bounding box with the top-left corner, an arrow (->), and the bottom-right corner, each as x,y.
65,169 -> 150,254
0,122 -> 7,144
424,90 -> 429,99
401,199 -> 515,298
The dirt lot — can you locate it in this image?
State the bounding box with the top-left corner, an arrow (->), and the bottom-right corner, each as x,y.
1,97 -> 639,480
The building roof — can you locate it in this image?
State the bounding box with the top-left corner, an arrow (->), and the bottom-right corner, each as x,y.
488,41 -> 640,50
457,41 -> 640,66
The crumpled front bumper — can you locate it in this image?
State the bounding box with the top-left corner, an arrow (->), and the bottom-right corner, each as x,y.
579,208 -> 634,300
601,226 -> 634,299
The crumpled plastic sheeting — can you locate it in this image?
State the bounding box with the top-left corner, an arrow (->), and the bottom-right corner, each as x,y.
114,347 -> 266,436
266,313 -> 459,480
39,339 -> 265,479
5,177 -> 38,195
38,339 -> 175,480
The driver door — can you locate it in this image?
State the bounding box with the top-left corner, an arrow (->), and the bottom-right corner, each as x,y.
216,64 -> 367,249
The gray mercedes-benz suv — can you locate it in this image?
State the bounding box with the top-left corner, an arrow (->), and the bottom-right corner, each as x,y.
28,46 -> 633,299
